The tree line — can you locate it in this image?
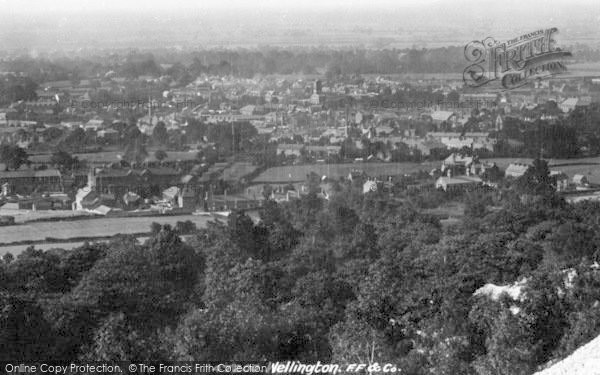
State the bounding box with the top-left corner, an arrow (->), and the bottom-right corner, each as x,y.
1,160 -> 600,373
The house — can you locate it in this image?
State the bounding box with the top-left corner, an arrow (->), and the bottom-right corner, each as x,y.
97,128 -> 119,142
162,186 -> 180,206
505,163 -> 530,178
363,180 -> 378,194
443,153 -> 475,167
84,118 -> 104,131
435,176 -> 482,191
162,186 -> 196,210
550,171 -> 569,192
573,174 -> 589,187
88,167 -> 181,199
276,144 -> 341,158
426,132 -> 494,151
310,93 -> 325,105
559,98 -> 579,113
442,153 -> 482,176
74,186 -> 115,210
239,105 -> 257,116
178,188 -> 196,210
430,111 -> 456,125
123,191 -> 141,207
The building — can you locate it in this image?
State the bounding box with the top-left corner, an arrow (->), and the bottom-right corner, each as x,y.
0,169 -> 63,194
426,132 -> 495,151
276,144 -> 341,158
430,111 -> 457,125
573,174 -> 589,187
559,98 -> 579,113
550,171 -> 569,192
88,167 -> 182,199
435,176 -> 482,191
363,180 -> 378,194
505,163 -> 530,178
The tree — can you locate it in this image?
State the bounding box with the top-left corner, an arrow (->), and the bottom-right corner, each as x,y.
60,127 -> 87,151
0,145 -> 28,171
0,292 -> 54,360
481,164 -> 504,182
51,150 -> 79,171
71,226 -> 202,328
3,246 -> 68,294
472,309 -> 536,375
152,122 -> 168,145
80,312 -> 170,361
514,159 -> 554,197
329,316 -> 396,372
124,138 -> 148,166
154,149 -> 168,162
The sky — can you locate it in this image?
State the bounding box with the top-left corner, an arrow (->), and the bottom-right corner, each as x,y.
0,0 -> 598,50
0,0 -> 440,13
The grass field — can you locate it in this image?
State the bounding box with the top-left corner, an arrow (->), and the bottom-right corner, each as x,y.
253,161 -> 439,183
29,150 -> 198,164
252,157 -> 600,185
0,209 -> 95,223
0,214 -> 213,246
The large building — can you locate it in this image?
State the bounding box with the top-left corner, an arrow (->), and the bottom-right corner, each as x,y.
0,169 -> 63,194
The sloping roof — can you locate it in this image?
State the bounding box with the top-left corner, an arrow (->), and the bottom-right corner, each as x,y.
143,167 -> 179,176
505,163 -> 530,177
181,174 -> 195,184
427,132 -> 463,138
561,98 -> 579,107
444,153 -> 474,166
431,111 -> 455,122
93,205 -> 114,215
96,169 -> 133,178
0,169 -> 61,179
436,176 -> 482,185
363,180 -> 378,193
162,186 -> 180,199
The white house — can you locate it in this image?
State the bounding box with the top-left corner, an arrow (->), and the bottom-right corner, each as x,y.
505,163 -> 530,178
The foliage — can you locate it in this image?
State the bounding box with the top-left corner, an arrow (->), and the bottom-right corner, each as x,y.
0,144 -> 28,171
4,173 -> 600,370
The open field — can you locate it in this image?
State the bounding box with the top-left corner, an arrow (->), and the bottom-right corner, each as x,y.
0,214 -> 213,247
253,161 -> 439,183
252,157 -> 600,186
28,150 -> 199,165
0,209 -> 95,223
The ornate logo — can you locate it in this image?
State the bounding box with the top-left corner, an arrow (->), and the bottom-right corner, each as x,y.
463,28 -> 572,90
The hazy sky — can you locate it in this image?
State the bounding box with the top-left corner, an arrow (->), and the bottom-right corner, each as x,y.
0,0 -> 441,13
0,0 -> 598,50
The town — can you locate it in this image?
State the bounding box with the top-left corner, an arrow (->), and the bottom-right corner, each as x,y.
4,1 -> 600,372
1,55 -> 600,232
